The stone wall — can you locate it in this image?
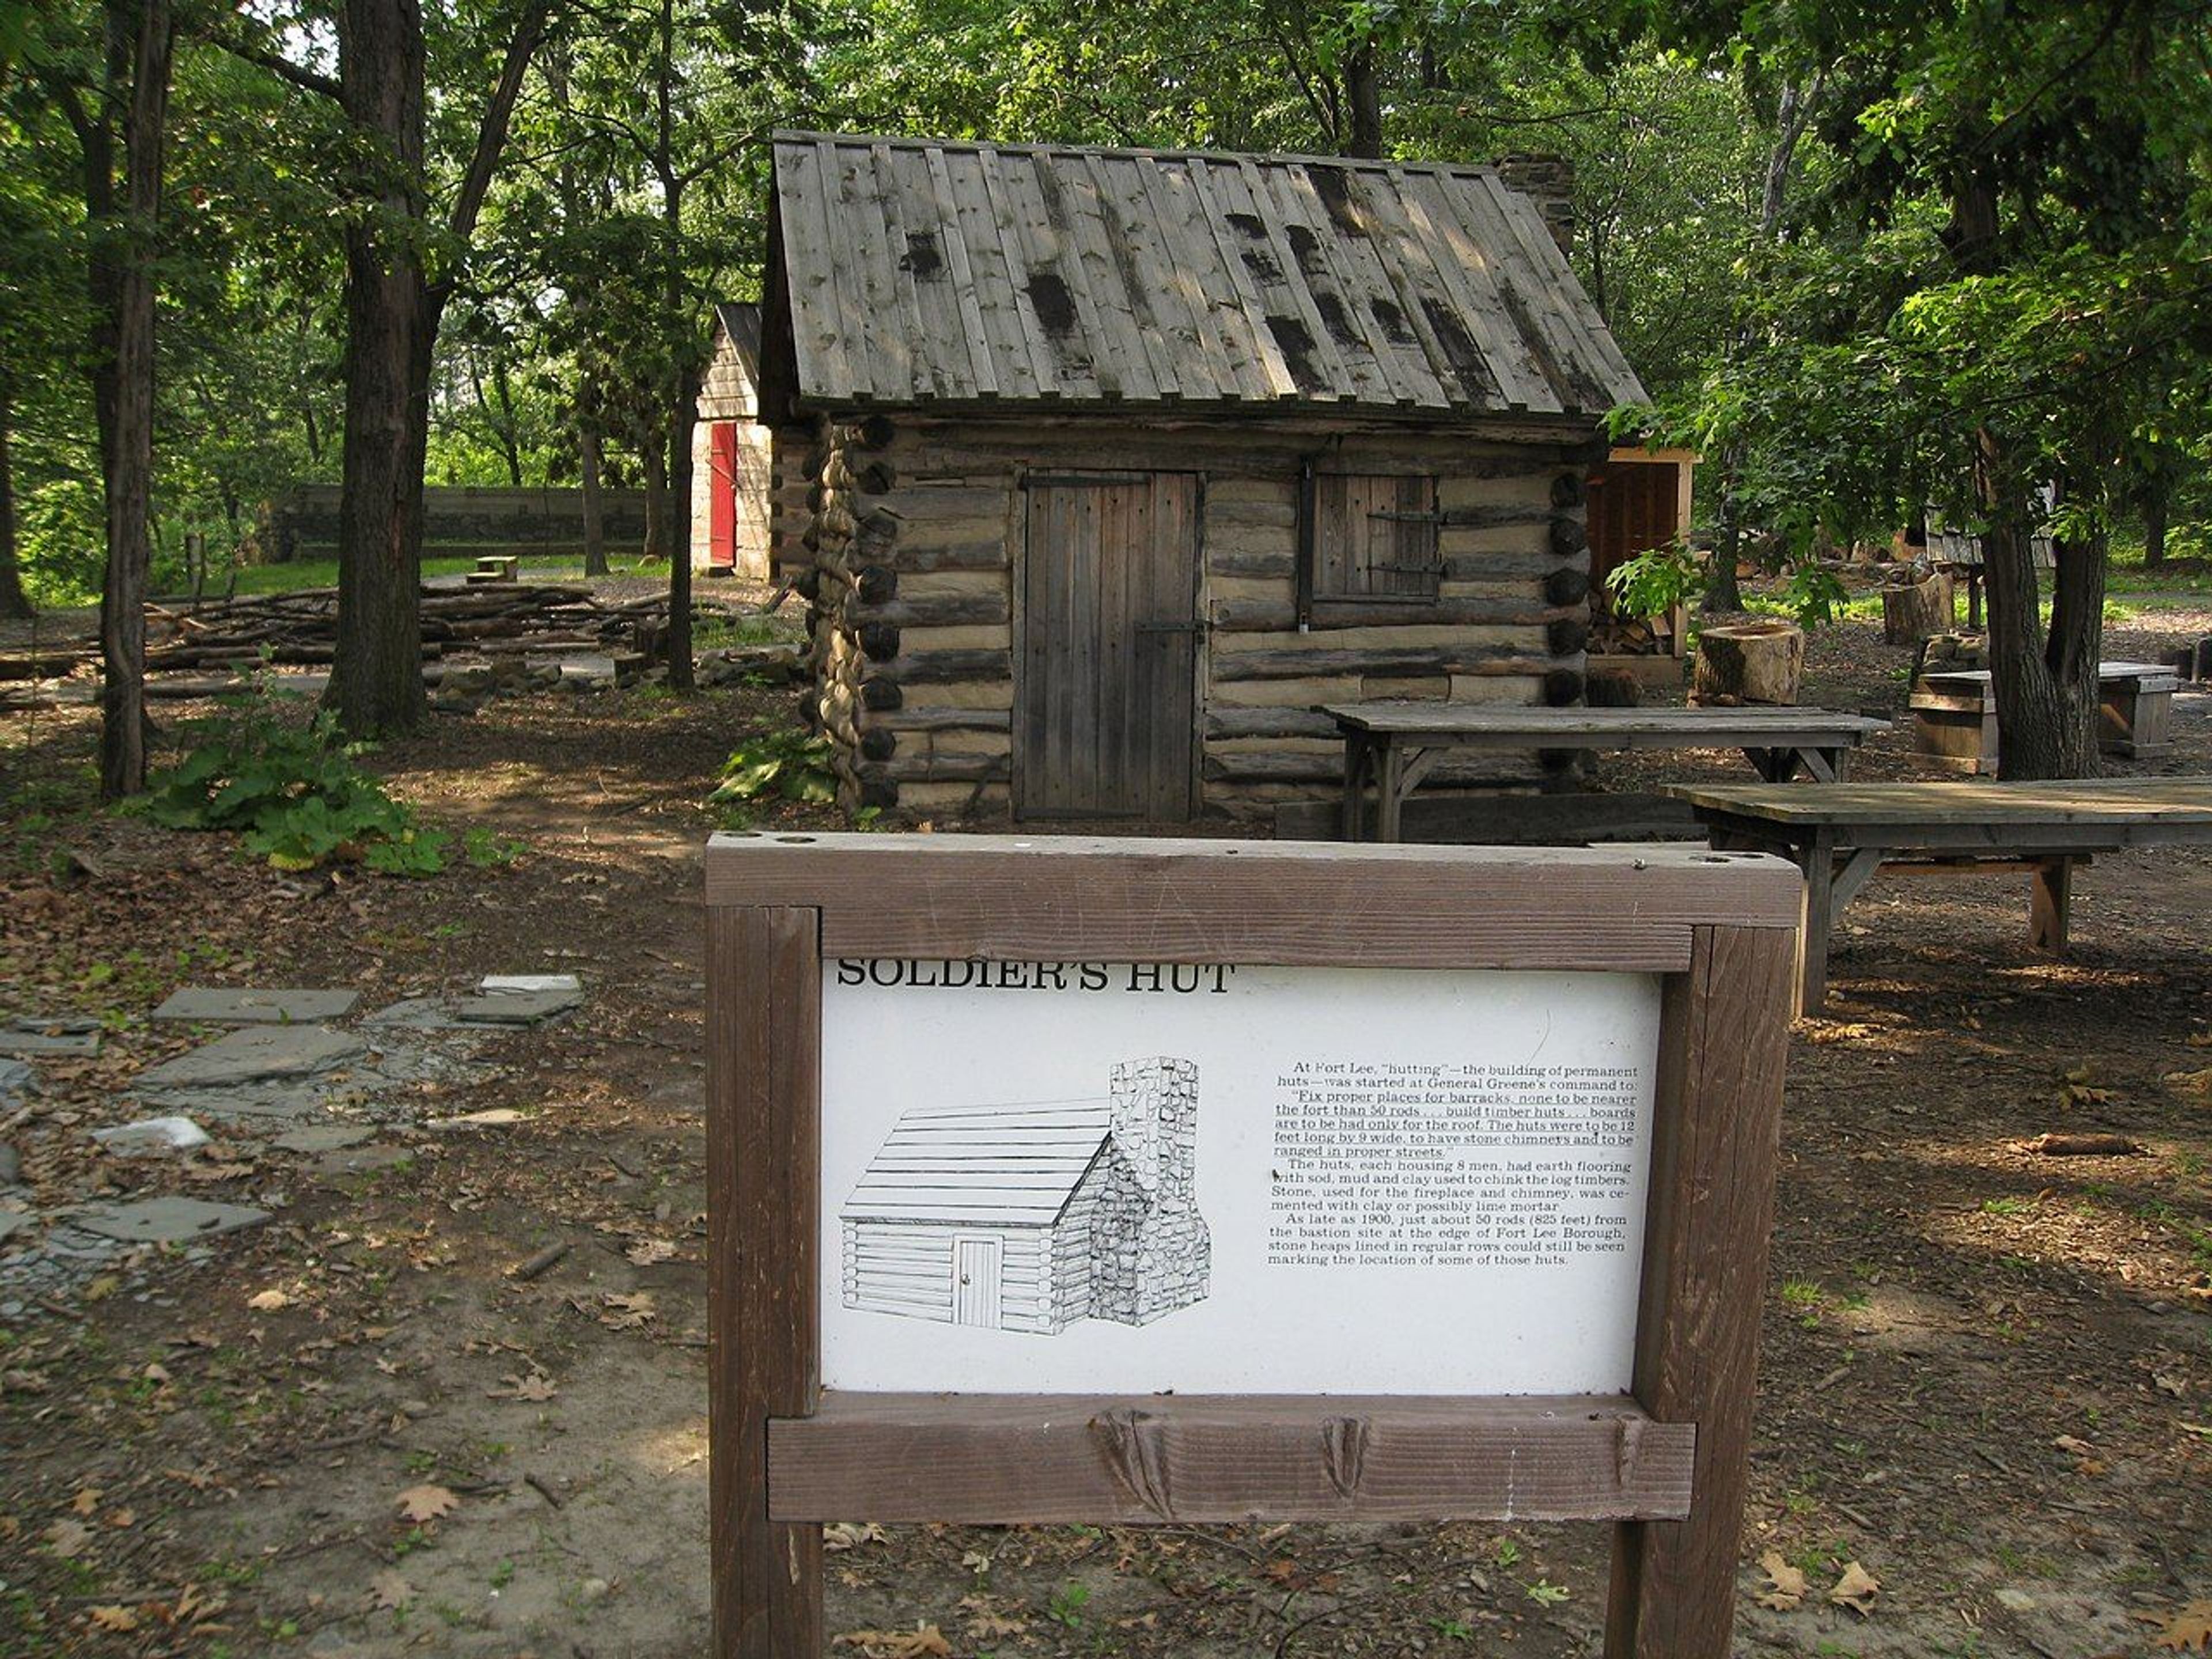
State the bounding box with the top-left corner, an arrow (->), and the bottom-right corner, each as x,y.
1091,1058 -> 1210,1325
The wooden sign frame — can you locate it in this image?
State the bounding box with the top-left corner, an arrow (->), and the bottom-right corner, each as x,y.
705,832 -> 1799,1659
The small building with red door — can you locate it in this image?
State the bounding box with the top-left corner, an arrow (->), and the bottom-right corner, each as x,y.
757,133 -> 1646,823
687,302 -> 771,579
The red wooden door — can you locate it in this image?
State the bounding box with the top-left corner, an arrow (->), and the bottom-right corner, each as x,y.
1018,472 -> 1200,821
708,422 -> 738,567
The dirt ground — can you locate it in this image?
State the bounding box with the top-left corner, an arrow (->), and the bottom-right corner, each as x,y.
2,586 -> 2210,1659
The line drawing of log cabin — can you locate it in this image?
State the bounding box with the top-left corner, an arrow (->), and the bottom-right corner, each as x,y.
840,1057 -> 1210,1334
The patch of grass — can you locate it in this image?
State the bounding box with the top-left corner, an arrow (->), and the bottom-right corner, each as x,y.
1980,1195 -> 2035,1217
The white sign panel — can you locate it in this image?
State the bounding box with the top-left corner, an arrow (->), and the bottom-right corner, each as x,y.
821,960 -> 1661,1396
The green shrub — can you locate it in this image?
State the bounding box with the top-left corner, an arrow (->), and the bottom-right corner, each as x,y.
1603,540 -> 1705,620
131,681 -> 493,875
706,728 -> 837,826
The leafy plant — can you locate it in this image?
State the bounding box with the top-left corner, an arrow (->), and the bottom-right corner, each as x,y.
130,680 -> 479,876
1780,563 -> 1851,630
1045,1582 -> 1089,1628
706,728 -> 837,825
1603,539 -> 1706,621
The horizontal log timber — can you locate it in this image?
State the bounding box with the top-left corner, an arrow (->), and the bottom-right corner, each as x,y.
863,648 -> 1013,684
702,831 -> 1802,968
888,537 -> 1009,574
885,425 -> 1596,477
1205,707 -> 1338,739
1213,598 -> 1578,632
861,754 -> 1011,783
858,707 -> 1013,734
847,594 -> 1009,628
766,1393 -> 1695,1525
1214,646 -> 1558,681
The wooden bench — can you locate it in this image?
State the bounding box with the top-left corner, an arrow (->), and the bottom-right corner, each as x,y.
466,554 -> 522,586
1666,778 -> 2212,1010
1323,703 -> 1889,843
1910,661 -> 2177,772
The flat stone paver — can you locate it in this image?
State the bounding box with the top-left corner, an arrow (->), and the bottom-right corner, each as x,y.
0,1210 -> 28,1245
0,1057 -> 32,1103
479,974 -> 581,995
139,1025 -> 365,1090
271,1124 -> 377,1153
452,990 -> 582,1025
75,1196 -> 270,1244
1,1018 -> 100,1058
92,1116 -> 209,1155
153,988 -> 360,1025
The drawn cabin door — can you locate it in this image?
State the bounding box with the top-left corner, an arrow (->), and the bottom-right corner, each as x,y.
950,1236 -> 1002,1328
707,423 -> 738,568
1018,474 -> 1200,821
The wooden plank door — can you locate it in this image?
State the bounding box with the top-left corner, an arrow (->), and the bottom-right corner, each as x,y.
1018,472 -> 1200,820
709,422 -> 738,567
951,1236 -> 1002,1328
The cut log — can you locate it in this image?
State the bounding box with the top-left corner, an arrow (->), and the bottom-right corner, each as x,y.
1691,620 -> 1804,707
1881,566 -> 1954,645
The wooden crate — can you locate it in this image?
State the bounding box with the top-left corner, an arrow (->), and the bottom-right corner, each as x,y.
1910,662 -> 2177,772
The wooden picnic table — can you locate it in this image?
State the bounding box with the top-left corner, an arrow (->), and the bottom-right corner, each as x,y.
1325,703 -> 1891,843
1910,660 -> 2178,771
1667,777 -> 2212,1010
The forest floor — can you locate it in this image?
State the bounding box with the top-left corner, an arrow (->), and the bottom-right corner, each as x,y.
2,576 -> 2210,1659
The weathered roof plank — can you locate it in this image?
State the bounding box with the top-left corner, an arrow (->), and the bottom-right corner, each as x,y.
770,133 -> 1645,419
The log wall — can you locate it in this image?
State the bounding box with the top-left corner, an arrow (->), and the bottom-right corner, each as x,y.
775,415 -> 1599,823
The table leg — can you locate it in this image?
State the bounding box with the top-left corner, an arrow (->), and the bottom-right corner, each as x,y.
1795,747 -> 1840,783
2030,857 -> 2073,951
1341,735 -> 1367,842
1376,743 -> 1407,844
1796,831 -> 1835,1015
1744,747 -> 1787,783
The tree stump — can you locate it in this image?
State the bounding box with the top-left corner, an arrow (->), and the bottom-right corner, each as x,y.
1881,566 -> 1954,645
1692,619 -> 1804,707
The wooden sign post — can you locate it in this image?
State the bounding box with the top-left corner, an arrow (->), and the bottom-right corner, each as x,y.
706,833 -> 1798,1659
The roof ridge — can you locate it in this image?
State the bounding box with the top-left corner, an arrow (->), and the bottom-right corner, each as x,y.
769,128 -> 1505,179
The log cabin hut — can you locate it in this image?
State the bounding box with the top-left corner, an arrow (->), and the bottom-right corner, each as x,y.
688,302 -> 772,579
757,133 -> 1648,824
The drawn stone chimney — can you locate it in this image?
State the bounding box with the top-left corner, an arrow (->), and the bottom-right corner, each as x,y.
1102,1058 -> 1208,1324
1492,153 -> 1577,257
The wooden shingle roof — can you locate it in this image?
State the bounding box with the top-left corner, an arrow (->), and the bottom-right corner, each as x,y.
840,1100 -> 1115,1226
766,132 -> 1646,420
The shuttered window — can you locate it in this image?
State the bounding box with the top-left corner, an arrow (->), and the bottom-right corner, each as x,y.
1309,475 -> 1442,601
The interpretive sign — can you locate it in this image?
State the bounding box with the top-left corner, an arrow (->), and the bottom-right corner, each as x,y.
822,963 -> 1660,1394
706,833 -> 1800,1659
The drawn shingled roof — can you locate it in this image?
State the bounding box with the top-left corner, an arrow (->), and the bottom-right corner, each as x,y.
766,132 -> 1647,418
841,1099 -> 1116,1226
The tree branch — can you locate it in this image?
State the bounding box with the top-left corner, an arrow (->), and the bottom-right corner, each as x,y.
210,26 -> 344,103
448,0 -> 555,245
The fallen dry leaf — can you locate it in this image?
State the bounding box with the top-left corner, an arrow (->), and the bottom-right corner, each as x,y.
599,1292 -> 657,1330
70,1487 -> 100,1516
104,1507 -> 134,1529
2154,1600 -> 2212,1652
967,1609 -> 1027,1638
44,1518 -> 92,1558
87,1604 -> 139,1633
1757,1549 -> 1808,1611
823,1521 -> 888,1551
2164,1067 -> 2212,1099
626,1238 -> 677,1266
368,1570 -> 412,1611
394,1484 -> 459,1524
247,1289 -> 291,1312
1828,1560 -> 1880,1617
488,1372 -> 558,1402
832,1624 -> 952,1658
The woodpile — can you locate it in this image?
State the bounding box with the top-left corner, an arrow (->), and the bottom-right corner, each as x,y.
0,583 -> 749,683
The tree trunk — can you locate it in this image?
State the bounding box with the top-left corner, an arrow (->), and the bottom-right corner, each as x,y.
2142,475 -> 2169,569
578,410 -> 609,576
665,361 -> 700,689
97,0 -> 173,799
641,438 -> 669,559
331,0 -> 430,738
0,383 -> 32,621
1702,478 -> 1746,612
1976,430 -> 2103,779
1343,40 -> 1384,158
1950,169 -> 2102,781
